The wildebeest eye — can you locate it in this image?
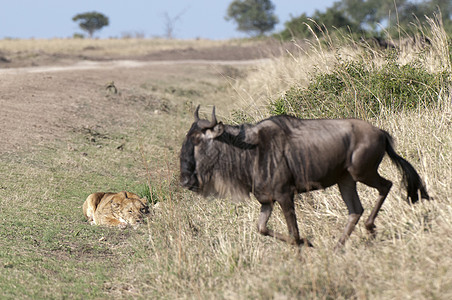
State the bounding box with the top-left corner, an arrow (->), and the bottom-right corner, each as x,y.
190,133 -> 202,146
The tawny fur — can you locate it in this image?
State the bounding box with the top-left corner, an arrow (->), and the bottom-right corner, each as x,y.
83,191 -> 149,229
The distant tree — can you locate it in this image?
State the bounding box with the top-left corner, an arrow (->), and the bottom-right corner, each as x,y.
279,5 -> 361,40
225,0 -> 279,36
413,0 -> 452,34
338,0 -> 452,34
163,8 -> 189,39
279,0 -> 452,39
72,12 -> 109,38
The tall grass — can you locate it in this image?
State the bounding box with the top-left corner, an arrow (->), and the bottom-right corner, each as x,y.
231,14 -> 451,122
207,15 -> 451,298
118,15 -> 451,299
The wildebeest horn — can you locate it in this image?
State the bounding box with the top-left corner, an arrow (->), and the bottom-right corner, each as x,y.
194,105 -> 200,122
196,106 -> 218,129
210,106 -> 217,127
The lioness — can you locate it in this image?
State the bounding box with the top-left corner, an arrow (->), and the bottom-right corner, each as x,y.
83,191 -> 149,229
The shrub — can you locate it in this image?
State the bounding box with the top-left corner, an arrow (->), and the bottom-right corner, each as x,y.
269,53 -> 450,119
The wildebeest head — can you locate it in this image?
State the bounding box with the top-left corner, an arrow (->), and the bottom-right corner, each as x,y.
179,105 -> 224,192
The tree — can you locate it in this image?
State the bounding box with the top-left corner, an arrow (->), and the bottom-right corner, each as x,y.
226,0 -> 279,36
72,12 -> 109,38
338,0 -> 452,34
163,8 -> 189,39
279,0 -> 452,39
279,5 -> 361,40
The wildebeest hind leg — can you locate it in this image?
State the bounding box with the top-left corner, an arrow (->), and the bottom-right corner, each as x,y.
360,174 -> 392,236
336,176 -> 363,248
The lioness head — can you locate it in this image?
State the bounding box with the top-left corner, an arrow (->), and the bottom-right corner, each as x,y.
111,191 -> 149,229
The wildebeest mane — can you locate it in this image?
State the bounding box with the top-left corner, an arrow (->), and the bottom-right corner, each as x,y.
197,123 -> 257,199
205,115 -> 317,197
216,124 -> 257,150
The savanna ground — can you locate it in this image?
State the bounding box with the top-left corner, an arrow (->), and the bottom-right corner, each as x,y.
0,30 -> 451,299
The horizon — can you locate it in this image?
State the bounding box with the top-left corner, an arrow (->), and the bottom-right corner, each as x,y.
1,0 -> 336,40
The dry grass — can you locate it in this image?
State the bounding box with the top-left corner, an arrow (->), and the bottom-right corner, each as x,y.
126,20 -> 452,297
231,15 -> 451,122
132,108 -> 451,299
168,16 -> 452,299
0,17 -> 451,299
0,38 -> 255,57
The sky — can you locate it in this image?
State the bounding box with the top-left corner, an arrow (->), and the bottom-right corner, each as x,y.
0,0 -> 337,40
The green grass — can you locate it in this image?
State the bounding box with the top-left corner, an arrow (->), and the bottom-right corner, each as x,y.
0,61 -> 252,298
0,132 -> 148,298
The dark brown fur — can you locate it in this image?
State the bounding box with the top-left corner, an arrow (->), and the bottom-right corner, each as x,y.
180,106 -> 429,247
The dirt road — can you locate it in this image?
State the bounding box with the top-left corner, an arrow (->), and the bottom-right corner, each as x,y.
0,59 -> 267,75
0,56 -> 265,154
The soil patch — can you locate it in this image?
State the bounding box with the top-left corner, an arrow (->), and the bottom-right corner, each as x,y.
0,40 -> 300,69
0,41 -> 292,154
0,54 -> 259,153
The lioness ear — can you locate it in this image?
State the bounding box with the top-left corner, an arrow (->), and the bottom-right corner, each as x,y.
139,197 -> 148,206
205,122 -> 224,139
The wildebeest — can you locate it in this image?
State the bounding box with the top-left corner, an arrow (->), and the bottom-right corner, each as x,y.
180,106 -> 429,247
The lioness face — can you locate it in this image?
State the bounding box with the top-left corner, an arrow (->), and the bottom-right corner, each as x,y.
112,195 -> 149,229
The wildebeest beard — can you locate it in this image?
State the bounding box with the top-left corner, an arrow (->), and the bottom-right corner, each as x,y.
180,122 -> 257,198
179,123 -> 201,192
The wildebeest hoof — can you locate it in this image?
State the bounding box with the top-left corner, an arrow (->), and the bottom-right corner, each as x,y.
365,223 -> 377,238
298,238 -> 314,247
305,240 -> 314,247
365,222 -> 376,231
333,244 -> 344,252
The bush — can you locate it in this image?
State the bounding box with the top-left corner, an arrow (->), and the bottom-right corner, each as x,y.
73,33 -> 85,39
269,53 -> 450,119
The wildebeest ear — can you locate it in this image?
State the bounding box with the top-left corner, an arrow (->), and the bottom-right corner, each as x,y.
245,126 -> 260,144
205,122 -> 224,139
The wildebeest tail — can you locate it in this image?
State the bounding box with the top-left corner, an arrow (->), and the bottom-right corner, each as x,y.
383,131 -> 429,203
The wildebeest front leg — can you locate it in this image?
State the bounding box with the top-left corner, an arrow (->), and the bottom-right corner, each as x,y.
257,203 -> 273,236
279,197 -> 313,246
257,199 -> 312,247
257,202 -> 300,245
